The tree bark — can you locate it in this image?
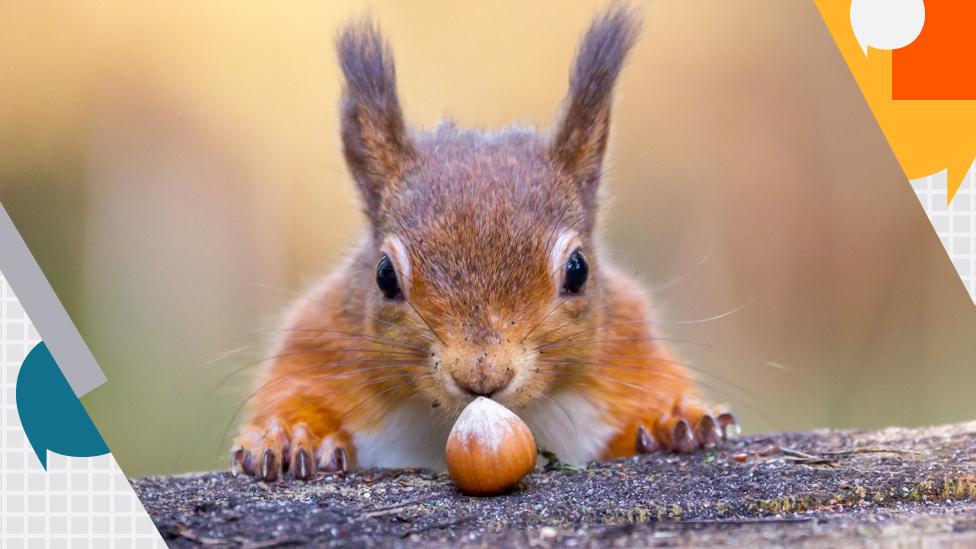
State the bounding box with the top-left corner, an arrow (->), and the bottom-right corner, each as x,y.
133,421 -> 976,547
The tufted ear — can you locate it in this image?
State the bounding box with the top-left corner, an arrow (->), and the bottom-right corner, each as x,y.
551,7 -> 640,202
337,18 -> 415,224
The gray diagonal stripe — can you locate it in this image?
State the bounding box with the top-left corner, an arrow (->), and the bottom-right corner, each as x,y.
0,202 -> 106,396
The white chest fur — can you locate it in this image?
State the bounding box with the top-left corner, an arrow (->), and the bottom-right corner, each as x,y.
522,390 -> 616,466
351,389 -> 614,469
351,399 -> 454,470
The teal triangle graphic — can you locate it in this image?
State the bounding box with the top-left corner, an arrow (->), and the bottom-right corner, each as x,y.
15,342 -> 109,469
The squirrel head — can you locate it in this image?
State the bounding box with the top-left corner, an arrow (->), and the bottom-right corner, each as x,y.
336,8 -> 640,412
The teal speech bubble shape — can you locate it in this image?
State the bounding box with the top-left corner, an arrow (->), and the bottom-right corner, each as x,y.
15,342 -> 109,469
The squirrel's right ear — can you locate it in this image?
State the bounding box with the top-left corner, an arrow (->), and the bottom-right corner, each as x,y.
337,18 -> 414,222
551,7 -> 640,203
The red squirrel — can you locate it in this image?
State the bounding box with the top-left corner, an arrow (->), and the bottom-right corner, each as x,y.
232,7 -> 736,481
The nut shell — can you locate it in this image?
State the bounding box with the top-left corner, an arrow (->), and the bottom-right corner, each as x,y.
445,397 -> 537,496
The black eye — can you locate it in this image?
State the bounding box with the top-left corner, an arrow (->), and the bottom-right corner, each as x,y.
376,255 -> 401,299
563,249 -> 588,294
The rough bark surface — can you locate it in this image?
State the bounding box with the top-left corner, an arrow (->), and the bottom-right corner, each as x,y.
133,422 -> 976,547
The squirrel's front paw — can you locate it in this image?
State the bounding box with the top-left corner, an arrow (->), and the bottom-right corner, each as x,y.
231,420 -> 351,481
637,399 -> 739,454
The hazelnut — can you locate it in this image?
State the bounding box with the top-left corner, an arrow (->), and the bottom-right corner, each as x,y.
445,397 -> 537,496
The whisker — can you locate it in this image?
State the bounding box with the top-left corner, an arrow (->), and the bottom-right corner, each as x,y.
316,160 -> 353,178
537,334 -> 679,355
536,356 -> 764,411
218,369 -> 428,455
203,344 -> 256,366
536,392 -> 579,442
257,334 -> 427,350
214,348 -> 427,390
251,282 -> 436,343
536,368 -> 654,393
406,299 -> 448,346
645,251 -> 712,294
653,299 -> 755,325
340,374 -> 435,423
340,251 -> 377,273
535,368 -> 779,429
529,298 -> 754,355
520,296 -> 571,345
227,364 -> 429,434
539,282 -> 756,352
304,363 -> 430,383
262,328 -> 430,354
543,200 -> 576,261
387,260 -> 448,347
537,335 -> 796,375
526,290 -> 650,346
536,370 -> 668,408
529,313 -> 595,350
763,361 -> 790,372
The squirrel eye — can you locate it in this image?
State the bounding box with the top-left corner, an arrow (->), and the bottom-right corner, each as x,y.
563,249 -> 588,294
376,254 -> 401,299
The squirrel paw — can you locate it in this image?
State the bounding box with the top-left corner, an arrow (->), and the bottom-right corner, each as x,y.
637,400 -> 739,454
231,421 -> 351,481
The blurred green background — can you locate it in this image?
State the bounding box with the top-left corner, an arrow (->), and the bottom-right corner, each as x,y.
2,1 -> 974,477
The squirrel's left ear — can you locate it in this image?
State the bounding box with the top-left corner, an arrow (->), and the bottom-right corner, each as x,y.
551,7 -> 640,202
337,18 -> 415,225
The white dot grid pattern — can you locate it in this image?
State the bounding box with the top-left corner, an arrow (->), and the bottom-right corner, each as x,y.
1,273 -> 165,548
911,163 -> 976,304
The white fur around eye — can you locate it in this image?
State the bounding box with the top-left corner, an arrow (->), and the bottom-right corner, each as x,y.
381,235 -> 412,293
550,230 -> 582,282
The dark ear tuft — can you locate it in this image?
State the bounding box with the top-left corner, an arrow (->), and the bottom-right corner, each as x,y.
337,17 -> 414,222
551,6 -> 640,199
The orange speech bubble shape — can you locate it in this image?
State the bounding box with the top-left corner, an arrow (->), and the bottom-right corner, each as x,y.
816,0 -> 976,203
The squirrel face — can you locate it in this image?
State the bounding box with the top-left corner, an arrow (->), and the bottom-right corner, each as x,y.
336,12 -> 639,413
370,128 -> 598,411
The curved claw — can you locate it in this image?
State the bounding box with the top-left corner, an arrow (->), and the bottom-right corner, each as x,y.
321,447 -> 348,473
695,414 -> 721,449
672,418 -> 696,453
717,412 -> 740,440
233,421 -> 352,481
636,424 -> 660,454
293,448 -> 316,480
241,451 -> 256,476
260,448 -> 280,481
230,447 -> 243,476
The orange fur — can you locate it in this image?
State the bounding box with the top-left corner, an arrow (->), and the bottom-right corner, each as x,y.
233,7 -> 732,481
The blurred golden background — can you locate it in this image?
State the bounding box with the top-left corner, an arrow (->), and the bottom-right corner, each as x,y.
2,1 -> 974,477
